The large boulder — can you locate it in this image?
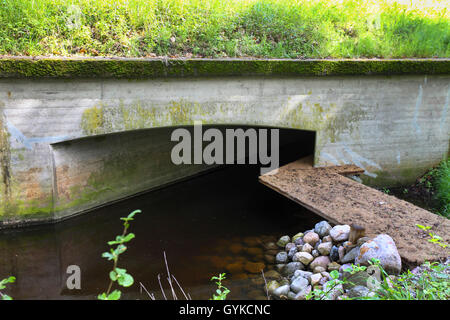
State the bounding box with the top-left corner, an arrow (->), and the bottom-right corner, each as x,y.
355,234 -> 402,275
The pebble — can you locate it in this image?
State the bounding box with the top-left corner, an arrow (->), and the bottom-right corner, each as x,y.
330,245 -> 340,261
330,225 -> 351,242
310,256 -> 331,271
292,232 -> 304,242
290,276 -> 309,293
318,242 -> 333,255
294,285 -> 311,300
310,273 -> 322,286
273,284 -> 290,298
311,249 -> 320,258
301,243 -> 313,253
327,262 -> 341,271
284,262 -> 305,277
275,251 -> 288,264
287,247 -> 298,260
314,221 -> 332,237
341,246 -> 360,264
285,242 -> 296,252
303,232 -> 320,246
293,252 -> 314,265
277,235 -> 291,248
323,235 -> 332,243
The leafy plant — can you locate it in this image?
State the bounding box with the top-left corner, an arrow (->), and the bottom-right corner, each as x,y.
0,276 -> 15,300
306,270 -> 344,300
210,273 -> 230,300
98,209 -> 141,300
416,224 -> 448,248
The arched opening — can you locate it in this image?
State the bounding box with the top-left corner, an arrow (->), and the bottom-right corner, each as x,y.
1,125 -> 322,299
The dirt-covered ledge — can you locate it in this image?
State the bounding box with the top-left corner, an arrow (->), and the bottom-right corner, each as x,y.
0,57 -> 449,79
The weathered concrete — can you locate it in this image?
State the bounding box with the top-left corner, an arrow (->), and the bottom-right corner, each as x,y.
0,58 -> 448,226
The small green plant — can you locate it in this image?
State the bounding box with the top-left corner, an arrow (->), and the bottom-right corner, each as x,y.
210,273 -> 230,300
0,276 -> 15,300
416,224 -> 448,248
306,270 -> 344,300
382,188 -> 390,194
98,209 -> 141,300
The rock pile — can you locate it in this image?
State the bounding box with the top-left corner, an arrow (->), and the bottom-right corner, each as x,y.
265,220 -> 402,300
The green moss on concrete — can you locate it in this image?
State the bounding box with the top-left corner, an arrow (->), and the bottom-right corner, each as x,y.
0,58 -> 448,79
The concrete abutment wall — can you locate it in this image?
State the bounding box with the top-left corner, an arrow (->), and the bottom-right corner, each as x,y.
0,58 -> 448,227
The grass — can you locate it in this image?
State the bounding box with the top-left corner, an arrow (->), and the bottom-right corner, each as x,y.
0,0 -> 448,58
435,158 -> 450,218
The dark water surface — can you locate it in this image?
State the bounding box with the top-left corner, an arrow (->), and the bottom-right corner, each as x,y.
0,164 -> 321,300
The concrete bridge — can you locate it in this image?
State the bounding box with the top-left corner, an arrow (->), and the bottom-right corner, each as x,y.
0,58 -> 449,227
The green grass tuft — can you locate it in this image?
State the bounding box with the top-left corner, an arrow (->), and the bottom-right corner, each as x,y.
0,0 -> 448,58
435,158 -> 450,218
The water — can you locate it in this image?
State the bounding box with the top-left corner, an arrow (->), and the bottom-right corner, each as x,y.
0,126 -> 321,300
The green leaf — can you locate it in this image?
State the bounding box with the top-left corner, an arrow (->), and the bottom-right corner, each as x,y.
109,270 -> 118,281
108,290 -> 121,300
117,273 -> 134,287
330,270 -> 339,279
102,252 -> 115,260
2,294 -> 13,300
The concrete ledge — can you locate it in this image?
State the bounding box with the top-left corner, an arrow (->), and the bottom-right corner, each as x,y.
0,57 -> 449,79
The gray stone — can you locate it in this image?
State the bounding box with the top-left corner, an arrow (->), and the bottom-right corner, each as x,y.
287,291 -> 297,300
323,235 -> 332,243
275,251 -> 288,264
273,284 -> 290,298
291,270 -> 313,281
318,242 -> 333,256
311,249 -> 320,258
355,234 -> 402,275
277,235 -> 291,248
294,238 -> 304,246
285,242 -> 296,252
341,246 -> 360,263
314,221 -> 332,237
284,262 -> 305,277
290,276 -> 309,293
330,225 -> 350,242
294,285 -> 312,300
287,247 -> 298,260
313,266 -> 326,273
348,285 -> 371,298
275,264 -> 286,273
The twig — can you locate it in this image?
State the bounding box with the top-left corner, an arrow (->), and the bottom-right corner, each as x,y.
157,274 -> 167,300
261,270 -> 270,300
172,275 -> 190,300
164,251 -> 178,300
139,282 -> 155,300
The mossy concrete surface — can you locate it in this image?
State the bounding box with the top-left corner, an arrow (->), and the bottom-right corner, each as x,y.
0,67 -> 448,227
0,57 -> 449,79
